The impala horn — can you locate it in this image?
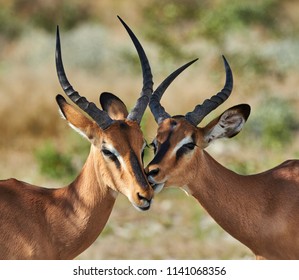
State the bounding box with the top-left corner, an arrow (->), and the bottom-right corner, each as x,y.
118,16 -> 153,124
185,55 -> 233,126
149,59 -> 198,124
55,26 -> 113,130
149,56 -> 233,126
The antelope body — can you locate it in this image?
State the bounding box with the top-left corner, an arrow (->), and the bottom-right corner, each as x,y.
0,17 -> 154,259
146,57 -> 299,259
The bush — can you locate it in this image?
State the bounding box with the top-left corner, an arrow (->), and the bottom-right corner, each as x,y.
0,6 -> 23,40
247,96 -> 299,150
35,141 -> 76,180
197,0 -> 281,42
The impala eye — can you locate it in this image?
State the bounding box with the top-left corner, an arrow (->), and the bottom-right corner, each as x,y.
183,142 -> 196,150
176,142 -> 196,160
102,149 -> 113,156
102,149 -> 118,162
101,148 -> 121,169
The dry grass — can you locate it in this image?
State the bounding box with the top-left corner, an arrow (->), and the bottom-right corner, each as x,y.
77,190 -> 253,260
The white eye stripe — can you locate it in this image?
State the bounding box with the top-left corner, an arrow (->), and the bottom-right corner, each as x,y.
103,143 -> 120,157
171,136 -> 193,156
102,144 -> 128,171
102,142 -> 146,170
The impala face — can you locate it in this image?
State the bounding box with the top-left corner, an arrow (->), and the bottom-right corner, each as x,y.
146,56 -> 250,193
94,120 -> 152,210
148,117 -> 201,192
147,105 -> 250,193
57,93 -> 154,211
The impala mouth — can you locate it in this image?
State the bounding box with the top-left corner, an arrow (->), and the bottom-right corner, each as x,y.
147,174 -> 166,194
151,183 -> 165,194
132,193 -> 152,211
134,199 -> 152,211
137,203 -> 151,211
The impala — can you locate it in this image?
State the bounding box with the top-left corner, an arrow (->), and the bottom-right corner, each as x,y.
146,56 -> 299,260
0,17 -> 154,259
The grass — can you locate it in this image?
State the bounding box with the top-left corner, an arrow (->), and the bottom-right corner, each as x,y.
77,190 -> 252,260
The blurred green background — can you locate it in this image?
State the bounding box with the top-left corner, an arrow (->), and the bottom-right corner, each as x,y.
1,0 -> 299,259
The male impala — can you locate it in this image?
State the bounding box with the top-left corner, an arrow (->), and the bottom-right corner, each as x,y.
146,56 -> 299,260
0,17 -> 154,259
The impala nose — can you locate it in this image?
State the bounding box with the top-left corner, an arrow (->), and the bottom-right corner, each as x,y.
136,192 -> 152,211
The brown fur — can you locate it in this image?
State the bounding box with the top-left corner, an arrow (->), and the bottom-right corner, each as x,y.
0,97 -> 153,259
147,105 -> 299,259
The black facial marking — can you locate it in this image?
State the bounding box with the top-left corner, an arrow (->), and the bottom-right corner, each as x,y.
150,131 -> 172,165
129,151 -> 148,189
191,133 -> 196,143
119,122 -> 129,130
176,142 -> 196,160
102,148 -> 121,169
170,119 -> 177,127
113,156 -> 121,169
176,133 -> 197,161
176,146 -> 186,160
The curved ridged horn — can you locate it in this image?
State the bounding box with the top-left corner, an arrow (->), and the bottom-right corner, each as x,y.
185,55 -> 233,126
117,16 -> 153,124
149,59 -> 198,124
55,26 -> 113,130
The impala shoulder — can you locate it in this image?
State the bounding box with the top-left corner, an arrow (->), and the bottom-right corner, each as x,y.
273,160 -> 299,180
280,159 -> 299,170
0,178 -> 23,187
0,178 -> 44,194
0,179 -> 27,203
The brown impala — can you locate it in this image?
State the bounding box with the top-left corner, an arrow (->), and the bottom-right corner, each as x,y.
0,17 -> 154,259
146,56 -> 299,259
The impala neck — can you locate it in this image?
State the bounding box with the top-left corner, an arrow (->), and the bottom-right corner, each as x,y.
188,150 -> 264,251
53,147 -> 116,259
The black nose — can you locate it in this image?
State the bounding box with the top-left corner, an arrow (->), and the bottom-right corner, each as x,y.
137,192 -> 150,202
137,193 -> 152,211
148,168 -> 160,177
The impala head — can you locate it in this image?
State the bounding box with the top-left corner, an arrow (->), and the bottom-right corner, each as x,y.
146,56 -> 250,192
55,17 -> 154,211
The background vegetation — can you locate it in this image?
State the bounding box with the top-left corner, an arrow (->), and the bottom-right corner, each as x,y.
1,0 -> 299,259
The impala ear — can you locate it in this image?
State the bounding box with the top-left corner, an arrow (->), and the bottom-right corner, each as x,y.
56,94 -> 98,141
100,92 -> 128,120
203,104 -> 250,145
